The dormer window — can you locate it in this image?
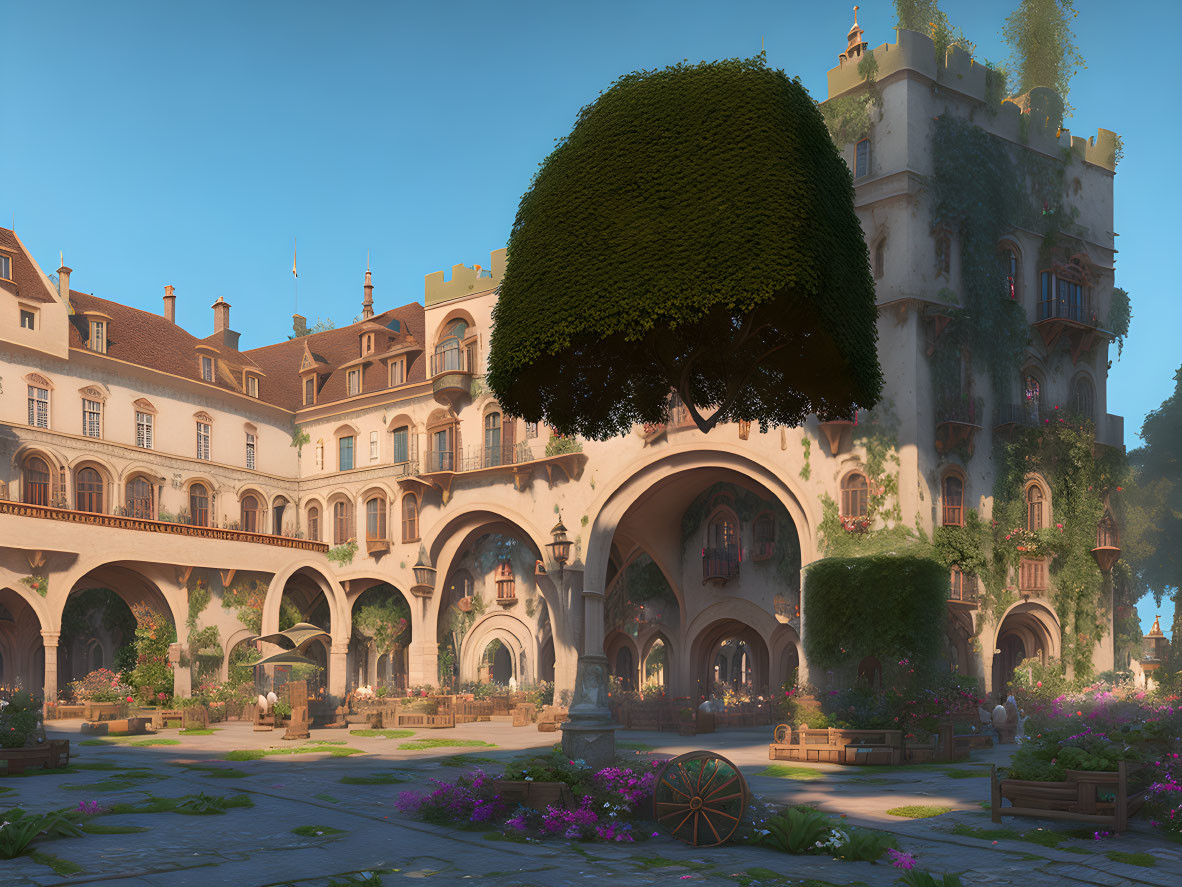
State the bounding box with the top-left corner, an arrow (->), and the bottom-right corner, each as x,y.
88,320 -> 107,354
347,369 -> 361,397
388,358 -> 405,387
201,355 -> 214,382
245,374 -> 259,398
304,376 -> 315,405
363,333 -> 374,355
0,255 -> 10,279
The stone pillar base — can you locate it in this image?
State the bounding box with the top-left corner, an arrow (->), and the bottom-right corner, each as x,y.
560,652 -> 616,767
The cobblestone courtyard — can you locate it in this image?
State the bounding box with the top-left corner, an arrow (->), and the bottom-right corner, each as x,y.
0,721 -> 1176,887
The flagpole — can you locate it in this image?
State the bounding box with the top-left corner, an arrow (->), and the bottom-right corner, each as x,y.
292,237 -> 299,315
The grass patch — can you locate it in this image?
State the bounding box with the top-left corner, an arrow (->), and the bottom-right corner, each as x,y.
313,792 -> 341,803
183,764 -> 248,778
178,728 -> 218,735
397,739 -> 495,751
82,823 -> 150,835
224,744 -> 364,761
107,793 -> 253,816
348,729 -> 415,739
616,741 -> 655,752
886,805 -> 952,819
29,851 -> 83,875
1106,851 -> 1157,867
949,823 -> 1079,849
60,772 -> 166,792
79,738 -> 180,747
293,824 -> 347,837
339,773 -> 405,785
441,754 -> 499,768
939,768 -> 989,779
759,764 -> 828,781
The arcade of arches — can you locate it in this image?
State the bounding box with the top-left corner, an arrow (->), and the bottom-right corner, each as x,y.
0,457 -> 1069,706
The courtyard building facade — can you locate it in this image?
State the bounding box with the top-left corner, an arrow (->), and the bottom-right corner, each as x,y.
0,24 -> 1124,706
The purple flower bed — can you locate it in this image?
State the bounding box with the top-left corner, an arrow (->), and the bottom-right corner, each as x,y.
395,751 -> 659,842
1146,751 -> 1182,836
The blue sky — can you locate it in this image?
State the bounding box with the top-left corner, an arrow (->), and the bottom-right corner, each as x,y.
5,1 -> 1179,635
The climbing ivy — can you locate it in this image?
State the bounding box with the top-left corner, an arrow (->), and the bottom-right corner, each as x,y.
798,435 -> 811,481
991,418 -> 1127,678
821,51 -> 881,146
1107,287 -> 1131,359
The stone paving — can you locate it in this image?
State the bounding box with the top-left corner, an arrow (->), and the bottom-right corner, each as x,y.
0,720 -> 1178,886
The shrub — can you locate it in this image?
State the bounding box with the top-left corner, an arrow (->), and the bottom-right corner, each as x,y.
0,692 -> 43,749
68,669 -> 132,703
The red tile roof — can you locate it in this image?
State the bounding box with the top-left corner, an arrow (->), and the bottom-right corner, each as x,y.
0,227 -> 61,304
244,304 -> 426,411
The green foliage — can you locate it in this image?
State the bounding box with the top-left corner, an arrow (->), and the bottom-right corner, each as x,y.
19,575 -> 47,597
289,317 -> 335,338
326,540 -> 359,566
886,805 -> 951,818
893,0 -> 974,60
803,556 -> 947,670
291,427 -> 311,449
1003,0 -> 1086,111
1106,287 -> 1131,358
186,580 -> 210,631
992,419 -> 1127,676
898,872 -> 963,887
0,809 -> 46,859
0,691 -> 42,749
543,432 -> 582,456
799,435 -> 811,480
353,586 -> 409,654
751,807 -> 831,854
60,588 -> 136,655
488,56 -> 881,439
128,604 -> 176,702
820,51 -> 881,146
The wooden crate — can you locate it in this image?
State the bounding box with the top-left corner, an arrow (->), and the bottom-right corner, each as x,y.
0,740 -> 70,775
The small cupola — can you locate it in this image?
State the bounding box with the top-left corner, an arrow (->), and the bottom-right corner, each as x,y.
839,6 -> 868,65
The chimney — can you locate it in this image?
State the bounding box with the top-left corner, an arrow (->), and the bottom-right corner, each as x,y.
362,269 -> 374,319
57,265 -> 72,300
212,297 -> 231,333
292,314 -> 308,337
163,285 -> 176,323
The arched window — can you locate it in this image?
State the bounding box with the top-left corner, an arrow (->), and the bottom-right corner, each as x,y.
22,456 -> 50,506
1026,484 -> 1044,531
433,319 -> 468,374
75,467 -> 104,513
484,411 -> 502,467
942,475 -> 964,526
1000,246 -> 1019,300
1070,375 -> 1095,422
307,505 -> 320,542
1097,512 -> 1119,548
1024,374 -> 1042,423
401,494 -> 419,543
189,483 -> 210,527
272,496 -> 287,535
333,500 -> 353,545
126,477 -> 154,520
840,472 -> 869,519
707,510 -> 738,557
366,496 -> 387,541
241,495 -> 259,533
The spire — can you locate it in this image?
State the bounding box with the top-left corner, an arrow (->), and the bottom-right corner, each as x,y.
839,5 -> 868,65
362,266 -> 374,319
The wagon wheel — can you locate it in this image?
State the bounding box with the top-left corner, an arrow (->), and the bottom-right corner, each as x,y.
773,723 -> 790,743
654,750 -> 748,846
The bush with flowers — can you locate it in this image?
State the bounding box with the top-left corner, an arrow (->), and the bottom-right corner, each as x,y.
1145,751 -> 1182,836
394,747 -> 660,842
127,604 -> 176,703
67,668 -> 133,703
0,691 -> 44,749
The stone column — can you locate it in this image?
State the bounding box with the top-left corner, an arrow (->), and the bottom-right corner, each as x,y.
41,631 -> 60,702
561,577 -> 616,767
169,642 -> 191,699
328,641 -> 348,699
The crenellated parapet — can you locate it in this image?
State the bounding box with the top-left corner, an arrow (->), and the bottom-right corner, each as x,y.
826,28 -> 1118,172
424,248 -> 507,306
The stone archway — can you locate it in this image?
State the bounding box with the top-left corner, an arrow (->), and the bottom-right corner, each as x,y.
0,587 -> 44,695
690,617 -> 771,698
991,602 -> 1060,700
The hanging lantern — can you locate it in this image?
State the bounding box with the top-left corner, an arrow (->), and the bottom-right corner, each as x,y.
548,516 -> 572,568
411,547 -> 436,597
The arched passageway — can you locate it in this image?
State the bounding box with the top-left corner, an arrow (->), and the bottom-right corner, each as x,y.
992,604 -> 1058,700
0,588 -> 44,695
348,582 -> 411,692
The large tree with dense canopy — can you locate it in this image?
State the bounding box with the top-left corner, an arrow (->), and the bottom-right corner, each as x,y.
487,56 -> 882,438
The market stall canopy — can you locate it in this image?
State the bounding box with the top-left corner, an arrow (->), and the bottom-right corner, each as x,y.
252,649 -> 318,668
252,622 -> 330,651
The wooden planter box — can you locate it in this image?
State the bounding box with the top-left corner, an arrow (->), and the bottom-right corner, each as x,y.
395,712 -> 455,729
493,780 -> 575,809
512,703 -> 537,727
991,763 -> 1147,833
81,717 -> 152,736
84,702 -> 128,722
769,726 -> 904,765
1,740 -> 70,775
152,709 -> 186,729
45,704 -> 85,720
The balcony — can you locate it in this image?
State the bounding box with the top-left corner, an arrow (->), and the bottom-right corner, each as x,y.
702,547 -> 740,585
430,349 -> 472,405
934,397 -> 982,458
1018,558 -> 1048,596
0,499 -> 328,553
403,442 -> 584,504
1034,298 -> 1103,364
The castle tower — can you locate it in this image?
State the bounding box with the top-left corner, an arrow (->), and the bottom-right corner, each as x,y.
362,268 -> 374,319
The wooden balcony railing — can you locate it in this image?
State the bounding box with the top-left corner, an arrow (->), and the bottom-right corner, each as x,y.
0,499 -> 328,552
702,547 -> 740,584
